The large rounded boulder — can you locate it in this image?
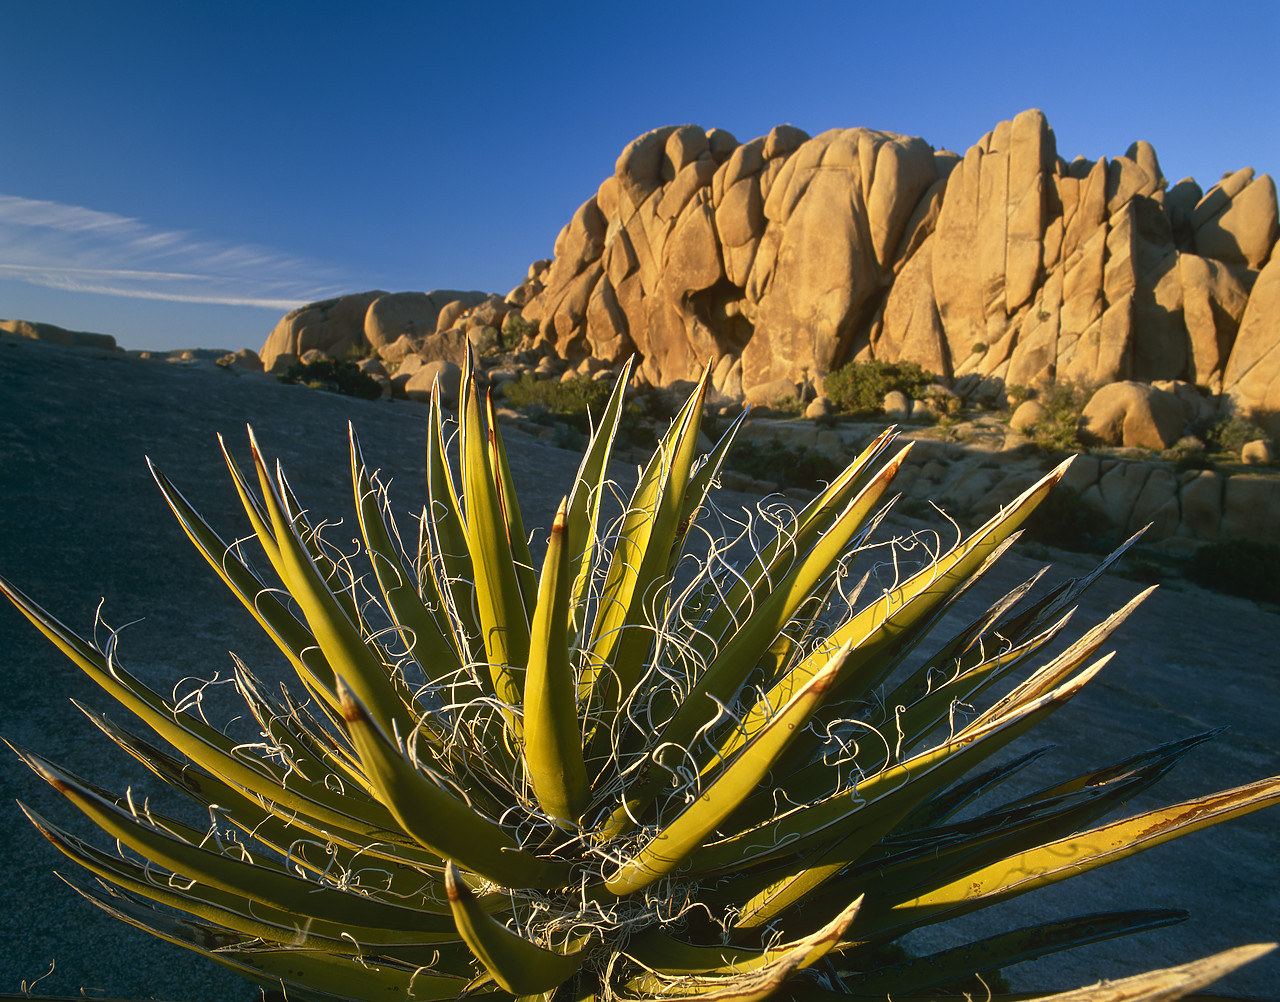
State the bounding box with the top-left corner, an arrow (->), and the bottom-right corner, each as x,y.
1078,380 -> 1185,450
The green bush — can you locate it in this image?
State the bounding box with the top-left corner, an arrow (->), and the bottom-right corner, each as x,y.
1186,539 -> 1280,603
1022,379 -> 1093,453
1200,416 -> 1271,456
500,313 -> 538,352
502,372 -> 613,432
278,357 -> 382,400
470,325 -> 503,355
766,394 -> 804,415
1005,383 -> 1032,408
343,341 -> 378,361
824,359 -> 935,415
1173,451 -> 1216,474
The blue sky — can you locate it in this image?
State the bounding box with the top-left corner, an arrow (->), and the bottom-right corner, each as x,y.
3,0 -> 1277,352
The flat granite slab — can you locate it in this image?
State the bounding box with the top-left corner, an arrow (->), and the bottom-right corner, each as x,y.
1,335 -> 1276,999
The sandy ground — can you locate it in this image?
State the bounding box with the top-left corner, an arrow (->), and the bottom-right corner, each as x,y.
0,335 -> 1276,1000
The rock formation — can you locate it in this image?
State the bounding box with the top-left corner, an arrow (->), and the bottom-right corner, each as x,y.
262,109 -> 1278,441
260,289 -> 493,372
503,110 -> 1277,437
1,318 -> 120,352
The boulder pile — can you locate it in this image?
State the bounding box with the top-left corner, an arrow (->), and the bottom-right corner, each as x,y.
261,109 -> 1279,446
502,110 -> 1277,443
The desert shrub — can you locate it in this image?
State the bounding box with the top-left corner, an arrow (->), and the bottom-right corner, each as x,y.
343,341 -> 378,361
767,394 -> 804,415
502,372 -> 613,432
1005,383 -> 1032,409
1021,379 -> 1093,453
277,357 -> 382,400
1186,539 -> 1280,603
921,387 -> 964,419
1022,483 -> 1112,551
1200,416 -> 1272,456
470,325 -> 503,355
500,313 -> 538,352
825,359 -> 935,415
1116,551 -> 1170,586
725,440 -> 845,491
551,422 -> 587,453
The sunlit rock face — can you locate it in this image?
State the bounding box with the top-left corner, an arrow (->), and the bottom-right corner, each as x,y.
509,109 -> 1276,415
258,111 -> 1277,431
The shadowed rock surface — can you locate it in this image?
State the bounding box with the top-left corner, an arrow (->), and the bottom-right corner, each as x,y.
0,336 -> 1276,999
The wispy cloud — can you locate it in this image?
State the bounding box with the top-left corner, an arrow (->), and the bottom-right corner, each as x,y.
0,194 -> 348,309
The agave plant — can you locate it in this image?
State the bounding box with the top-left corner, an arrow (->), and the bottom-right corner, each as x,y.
3,356 -> 1277,1002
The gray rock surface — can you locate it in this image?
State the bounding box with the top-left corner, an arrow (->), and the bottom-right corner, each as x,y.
0,336 -> 1276,999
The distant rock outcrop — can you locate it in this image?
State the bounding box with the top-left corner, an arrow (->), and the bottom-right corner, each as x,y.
260,289 -> 492,372
1,318 -> 119,352
263,109 -> 1278,440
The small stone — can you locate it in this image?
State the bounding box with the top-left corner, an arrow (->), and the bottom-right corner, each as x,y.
487,367 -> 520,388
467,295 -> 511,330
805,397 -> 831,420
912,398 -> 939,420
1242,440 -> 1274,465
883,390 -> 911,421
1009,399 -> 1047,433
390,354 -> 426,396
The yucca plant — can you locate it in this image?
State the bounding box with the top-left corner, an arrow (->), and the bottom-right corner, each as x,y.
3,354 -> 1277,1002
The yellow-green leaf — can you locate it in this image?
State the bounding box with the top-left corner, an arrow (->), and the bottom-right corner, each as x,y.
339,680 -> 569,889
524,499 -> 589,824
445,861 -> 587,995
605,644 -> 851,895
459,359 -> 530,715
